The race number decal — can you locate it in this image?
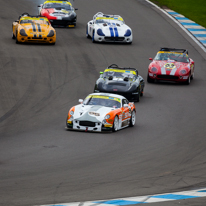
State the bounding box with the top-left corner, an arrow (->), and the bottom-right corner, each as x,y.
161,63 -> 177,75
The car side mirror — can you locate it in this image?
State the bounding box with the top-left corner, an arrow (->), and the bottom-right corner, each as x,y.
100,71 -> 103,74
123,104 -> 129,108
191,61 -> 194,64
79,99 -> 83,104
149,58 -> 153,60
89,22 -> 92,25
75,8 -> 78,10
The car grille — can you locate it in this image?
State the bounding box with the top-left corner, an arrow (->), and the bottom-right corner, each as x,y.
32,37 -> 43,39
105,37 -> 125,41
157,75 -> 179,80
79,121 -> 96,127
50,20 -> 74,26
108,82 -> 126,86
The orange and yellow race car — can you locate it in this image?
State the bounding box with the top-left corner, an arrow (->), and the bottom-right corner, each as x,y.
66,93 -> 136,132
12,13 -> 56,44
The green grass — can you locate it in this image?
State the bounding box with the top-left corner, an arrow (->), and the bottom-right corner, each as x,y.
150,0 -> 206,28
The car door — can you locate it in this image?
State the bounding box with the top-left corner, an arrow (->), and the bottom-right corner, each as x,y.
121,99 -> 131,128
88,21 -> 94,37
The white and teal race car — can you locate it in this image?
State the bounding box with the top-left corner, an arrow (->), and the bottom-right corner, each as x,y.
86,12 -> 133,44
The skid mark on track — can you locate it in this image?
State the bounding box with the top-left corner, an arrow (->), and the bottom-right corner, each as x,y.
0,72 -> 37,123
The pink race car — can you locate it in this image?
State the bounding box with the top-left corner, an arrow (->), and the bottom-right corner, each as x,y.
147,48 -> 195,85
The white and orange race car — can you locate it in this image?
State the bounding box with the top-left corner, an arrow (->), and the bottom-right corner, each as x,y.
12,13 -> 56,44
66,93 -> 136,132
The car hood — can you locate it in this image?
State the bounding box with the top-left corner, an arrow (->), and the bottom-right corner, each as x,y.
73,105 -> 116,122
150,60 -> 191,74
43,8 -> 75,17
98,77 -> 138,92
97,23 -> 130,36
21,23 -> 50,32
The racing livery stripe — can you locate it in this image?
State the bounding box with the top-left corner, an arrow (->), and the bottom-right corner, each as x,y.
32,23 -> 36,32
114,27 -> 119,37
170,68 -> 177,75
109,27 -> 114,37
161,67 -> 166,75
37,24 -> 41,32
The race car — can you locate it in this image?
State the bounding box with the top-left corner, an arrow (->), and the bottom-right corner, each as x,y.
12,13 -> 56,44
38,0 -> 77,27
66,93 -> 136,132
147,48 -> 195,84
86,12 -> 132,43
94,64 -> 144,102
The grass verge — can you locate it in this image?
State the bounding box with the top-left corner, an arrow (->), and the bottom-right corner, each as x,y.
149,0 -> 206,28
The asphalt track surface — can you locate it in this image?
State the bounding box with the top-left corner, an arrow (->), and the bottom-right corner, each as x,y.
0,0 -> 206,206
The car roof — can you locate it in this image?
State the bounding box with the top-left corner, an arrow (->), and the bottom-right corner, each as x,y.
88,93 -> 125,100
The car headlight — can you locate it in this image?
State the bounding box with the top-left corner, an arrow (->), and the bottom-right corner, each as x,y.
179,69 -> 187,75
70,110 -> 74,115
97,29 -> 105,36
104,114 -> 110,119
102,119 -> 106,124
20,29 -> 28,36
124,29 -> 131,37
150,67 -> 158,73
69,116 -> 74,121
47,30 -> 54,37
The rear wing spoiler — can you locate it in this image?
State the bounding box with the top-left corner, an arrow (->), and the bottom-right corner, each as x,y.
160,47 -> 188,55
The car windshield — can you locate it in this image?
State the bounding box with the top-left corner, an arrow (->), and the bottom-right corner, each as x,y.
103,69 -> 136,79
154,52 -> 189,63
20,18 -> 49,25
43,3 -> 72,10
96,17 -> 124,24
84,95 -> 121,108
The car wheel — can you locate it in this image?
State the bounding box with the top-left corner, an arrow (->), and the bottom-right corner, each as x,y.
135,87 -> 140,102
112,116 -> 119,132
15,31 -> 19,44
140,88 -> 143,97
147,74 -> 154,83
191,72 -> 194,80
86,26 -> 90,38
92,30 -> 96,43
185,75 -> 191,85
129,110 -> 136,127
12,31 -> 15,39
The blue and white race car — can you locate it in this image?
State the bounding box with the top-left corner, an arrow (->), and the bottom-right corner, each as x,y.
86,12 -> 133,44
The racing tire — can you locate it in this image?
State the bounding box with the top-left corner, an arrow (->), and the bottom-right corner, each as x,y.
185,75 -> 191,85
15,32 -> 19,44
135,87 -> 140,102
12,31 -> 15,39
86,26 -> 90,38
147,74 -> 155,83
92,30 -> 96,43
191,72 -> 194,80
129,110 -> 136,127
112,116 -> 119,132
140,88 -> 143,97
